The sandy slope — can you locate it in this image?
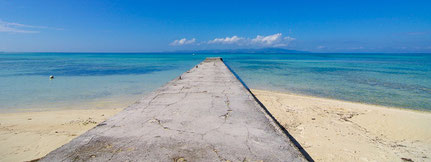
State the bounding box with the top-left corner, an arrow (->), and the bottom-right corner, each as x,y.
252,89 -> 431,162
0,109 -> 122,162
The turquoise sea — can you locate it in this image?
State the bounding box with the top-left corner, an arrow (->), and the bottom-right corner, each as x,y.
0,53 -> 430,112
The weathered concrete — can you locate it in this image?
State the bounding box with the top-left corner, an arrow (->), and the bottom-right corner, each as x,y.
41,58 -> 307,161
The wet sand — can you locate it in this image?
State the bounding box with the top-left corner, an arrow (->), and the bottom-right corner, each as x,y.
251,89 -> 431,162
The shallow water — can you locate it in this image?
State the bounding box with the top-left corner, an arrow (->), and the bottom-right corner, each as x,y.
0,53 -> 430,111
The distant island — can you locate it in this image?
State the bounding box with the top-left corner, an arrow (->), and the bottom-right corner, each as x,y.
165,48 -> 308,54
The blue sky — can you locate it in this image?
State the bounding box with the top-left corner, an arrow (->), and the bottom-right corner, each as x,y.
0,0 -> 430,52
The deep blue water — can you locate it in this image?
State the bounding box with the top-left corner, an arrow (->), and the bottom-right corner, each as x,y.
0,53 -> 430,112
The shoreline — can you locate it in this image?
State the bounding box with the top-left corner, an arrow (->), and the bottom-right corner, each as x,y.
258,89 -> 431,114
0,89 -> 430,161
2,89 -> 429,114
0,94 -> 140,114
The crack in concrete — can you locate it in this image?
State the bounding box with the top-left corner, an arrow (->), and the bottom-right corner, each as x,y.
107,126 -> 156,161
153,118 -> 169,130
220,83 -> 233,122
244,125 -> 256,158
152,117 -> 205,137
209,145 -> 229,162
60,135 -> 97,161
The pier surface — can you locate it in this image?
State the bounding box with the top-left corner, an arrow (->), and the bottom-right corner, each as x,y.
41,58 -> 306,161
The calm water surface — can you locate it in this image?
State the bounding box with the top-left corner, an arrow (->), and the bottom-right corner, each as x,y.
0,53 -> 430,112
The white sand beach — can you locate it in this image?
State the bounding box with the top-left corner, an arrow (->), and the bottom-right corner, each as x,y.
252,89 -> 431,162
0,108 -> 122,162
1,90 -> 430,161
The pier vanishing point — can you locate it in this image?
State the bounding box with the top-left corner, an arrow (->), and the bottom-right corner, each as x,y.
40,58 -> 311,162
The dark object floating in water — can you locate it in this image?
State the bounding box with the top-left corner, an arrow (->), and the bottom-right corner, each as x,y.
50,75 -> 54,79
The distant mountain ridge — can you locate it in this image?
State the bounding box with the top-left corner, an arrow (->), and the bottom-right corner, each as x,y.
168,48 -> 308,54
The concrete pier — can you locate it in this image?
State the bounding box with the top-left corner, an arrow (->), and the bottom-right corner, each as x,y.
41,58 -> 307,161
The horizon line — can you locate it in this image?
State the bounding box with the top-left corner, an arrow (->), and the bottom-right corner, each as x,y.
1,51 -> 431,54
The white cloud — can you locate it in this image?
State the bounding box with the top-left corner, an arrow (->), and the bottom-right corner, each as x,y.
0,20 -> 38,33
170,38 -> 196,46
249,33 -> 295,47
208,36 -> 243,44
317,45 -> 327,49
171,33 -> 296,47
349,46 -> 364,50
0,20 -> 63,33
251,33 -> 283,45
284,36 -> 296,41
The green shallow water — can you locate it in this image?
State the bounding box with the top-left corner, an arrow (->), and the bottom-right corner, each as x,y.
0,53 -> 430,112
